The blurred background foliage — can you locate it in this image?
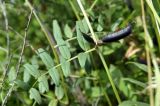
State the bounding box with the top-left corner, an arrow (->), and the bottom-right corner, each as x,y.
0,0 -> 160,106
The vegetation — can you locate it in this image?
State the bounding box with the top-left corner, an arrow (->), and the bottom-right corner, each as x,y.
0,0 -> 160,106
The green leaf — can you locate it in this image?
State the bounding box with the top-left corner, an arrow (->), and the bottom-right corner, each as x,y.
74,77 -> 85,87
23,69 -> 31,82
126,62 -> 147,72
86,87 -> 104,97
23,63 -> 40,79
109,64 -> 123,81
97,24 -> 103,32
38,75 -> 49,93
52,35 -> 71,59
60,56 -> 71,77
31,55 -> 39,69
82,18 -> 89,33
97,15 -> 104,31
55,85 -> 64,100
98,15 -> 104,26
59,94 -> 69,105
48,99 -> 58,106
111,17 -> 123,31
103,46 -> 114,55
76,19 -> 89,33
29,88 -> 42,104
54,34 -> 66,46
15,80 -> 29,90
64,24 -> 73,38
76,23 -> 90,51
78,53 -> 88,68
119,78 -> 129,97
8,67 -> 16,82
123,78 -> 147,88
38,48 -> 54,69
49,67 -> 60,86
53,20 -> 62,42
59,44 -> 71,59
119,101 -> 149,106
85,78 -> 91,89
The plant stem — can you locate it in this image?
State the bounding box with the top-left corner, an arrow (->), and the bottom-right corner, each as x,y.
31,47 -> 96,88
77,0 -> 121,104
54,37 -> 77,48
77,0 -> 98,44
145,0 -> 160,24
0,0 -> 10,59
1,10 -> 33,106
25,0 -> 59,65
100,82 -> 112,106
98,50 -> 121,104
141,1 -> 154,105
69,0 -> 81,20
89,0 -> 99,11
141,0 -> 160,106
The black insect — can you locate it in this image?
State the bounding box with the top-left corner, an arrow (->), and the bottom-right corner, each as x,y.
102,24 -> 132,42
82,24 -> 132,45
81,32 -> 95,44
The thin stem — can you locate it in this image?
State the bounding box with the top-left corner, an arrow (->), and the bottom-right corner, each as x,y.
77,0 -> 98,44
100,82 -> 112,106
69,0 -> 81,20
0,47 -> 8,53
76,0 -> 121,104
146,46 -> 154,106
0,55 -> 12,90
0,0 -> 10,59
8,26 -> 23,39
155,20 -> 160,51
98,50 -> 121,104
31,47 -> 96,88
25,0 -> 59,65
148,0 -> 160,51
32,101 -> 36,106
89,0 -> 99,11
0,1 -> 11,92
145,0 -> 160,25
1,10 -> 33,106
66,36 -> 77,42
54,37 -> 77,48
69,75 -> 97,80
141,0 -> 155,106
151,53 -> 160,106
141,0 -> 154,106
